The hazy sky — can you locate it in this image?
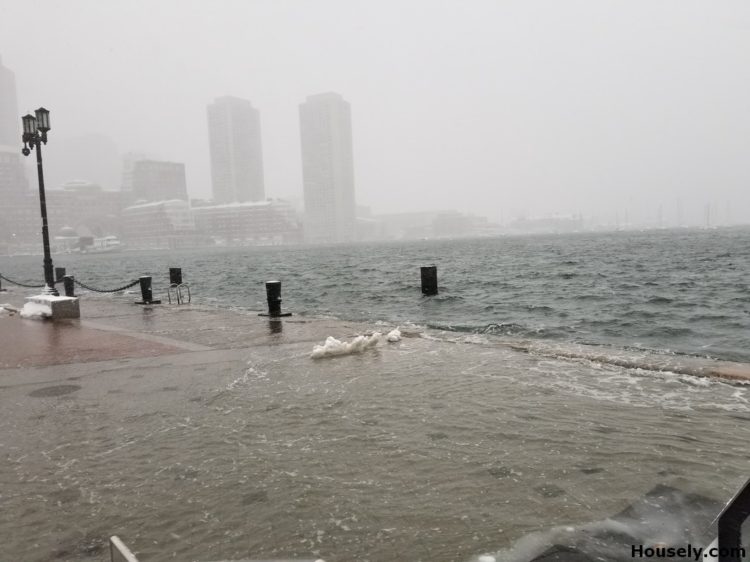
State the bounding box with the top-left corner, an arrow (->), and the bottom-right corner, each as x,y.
2,0 -> 749,224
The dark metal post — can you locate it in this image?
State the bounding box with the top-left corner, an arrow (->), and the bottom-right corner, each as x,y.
169,267 -> 182,286
35,142 -> 58,296
266,280 -> 282,316
718,477 -> 750,562
63,275 -> 75,297
0,275 -> 5,292
135,276 -> 161,305
259,280 -> 291,317
421,266 -> 438,295
55,267 -> 66,283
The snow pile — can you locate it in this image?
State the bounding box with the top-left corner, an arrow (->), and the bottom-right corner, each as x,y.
386,327 -> 401,342
20,301 -> 52,320
311,333 -> 382,359
311,327 -> 402,359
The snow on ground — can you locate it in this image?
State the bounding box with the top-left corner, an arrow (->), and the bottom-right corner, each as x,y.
19,301 -> 52,320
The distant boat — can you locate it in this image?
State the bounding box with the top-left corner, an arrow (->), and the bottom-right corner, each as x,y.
81,235 -> 124,254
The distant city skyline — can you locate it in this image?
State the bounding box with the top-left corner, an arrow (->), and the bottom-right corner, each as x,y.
207,96 -> 265,204
299,92 -> 356,244
1,1 -> 749,228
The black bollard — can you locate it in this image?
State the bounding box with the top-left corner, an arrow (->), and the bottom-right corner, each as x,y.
0,275 -> 5,292
420,265 -> 438,295
135,276 -> 161,305
169,267 -> 182,286
63,275 -> 75,297
259,280 -> 291,317
55,267 -> 66,283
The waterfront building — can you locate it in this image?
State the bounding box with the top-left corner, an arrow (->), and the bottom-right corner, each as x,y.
0,179 -> 125,250
207,96 -> 265,203
46,181 -> 123,239
0,149 -> 27,198
0,55 -> 18,149
192,199 -> 301,245
121,152 -> 150,192
299,92 -> 356,244
121,200 -> 196,249
130,159 -> 188,202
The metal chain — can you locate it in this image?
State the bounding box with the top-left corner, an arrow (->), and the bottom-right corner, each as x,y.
0,273 -> 46,289
73,278 -> 141,294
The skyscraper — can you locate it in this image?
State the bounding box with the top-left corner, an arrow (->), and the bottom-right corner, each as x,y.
207,96 -> 265,203
0,55 -> 26,203
0,54 -> 19,149
299,92 -> 356,244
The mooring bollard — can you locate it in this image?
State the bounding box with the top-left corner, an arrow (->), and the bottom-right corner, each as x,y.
63,275 -> 75,297
259,280 -> 292,317
169,267 -> 182,286
55,267 -> 66,283
135,276 -> 161,305
421,265 -> 438,295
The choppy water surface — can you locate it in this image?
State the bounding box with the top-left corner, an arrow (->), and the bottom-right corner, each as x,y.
4,228 -> 750,361
1,229 -> 749,561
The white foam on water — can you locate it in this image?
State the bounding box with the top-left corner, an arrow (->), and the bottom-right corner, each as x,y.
226,366 -> 267,390
386,327 -> 402,342
519,359 -> 750,412
471,513 -> 701,562
19,301 -> 51,320
311,333 -> 382,359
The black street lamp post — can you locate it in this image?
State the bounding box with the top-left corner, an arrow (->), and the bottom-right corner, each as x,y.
21,107 -> 58,296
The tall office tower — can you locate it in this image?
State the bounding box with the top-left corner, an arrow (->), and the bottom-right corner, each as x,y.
207,96 -> 265,203
299,92 -> 356,244
0,55 -> 19,149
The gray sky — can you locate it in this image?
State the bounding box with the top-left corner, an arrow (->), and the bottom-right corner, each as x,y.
2,0 -> 749,224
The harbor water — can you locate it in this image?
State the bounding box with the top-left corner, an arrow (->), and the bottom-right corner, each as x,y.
1,228 -> 749,561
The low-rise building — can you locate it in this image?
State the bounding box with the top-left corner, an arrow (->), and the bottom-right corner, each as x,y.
121,199 -> 198,249
192,199 -> 301,245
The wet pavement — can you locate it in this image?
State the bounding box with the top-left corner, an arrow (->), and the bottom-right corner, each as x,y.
0,291 -> 374,369
1,290 -> 749,562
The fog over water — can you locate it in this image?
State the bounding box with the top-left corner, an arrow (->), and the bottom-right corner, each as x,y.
2,1 -> 749,224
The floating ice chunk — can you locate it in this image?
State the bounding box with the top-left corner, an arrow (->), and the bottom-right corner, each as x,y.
311,332 -> 382,359
20,301 -> 52,320
477,556 -> 497,562
386,327 -> 401,342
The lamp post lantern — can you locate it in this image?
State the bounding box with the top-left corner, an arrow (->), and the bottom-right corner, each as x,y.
21,107 -> 58,296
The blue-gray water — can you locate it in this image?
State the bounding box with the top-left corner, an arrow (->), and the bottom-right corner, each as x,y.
3,228 -> 749,362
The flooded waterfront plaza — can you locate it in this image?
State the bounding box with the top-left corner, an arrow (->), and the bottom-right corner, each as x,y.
1,291 -> 748,562
3,0 -> 750,558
